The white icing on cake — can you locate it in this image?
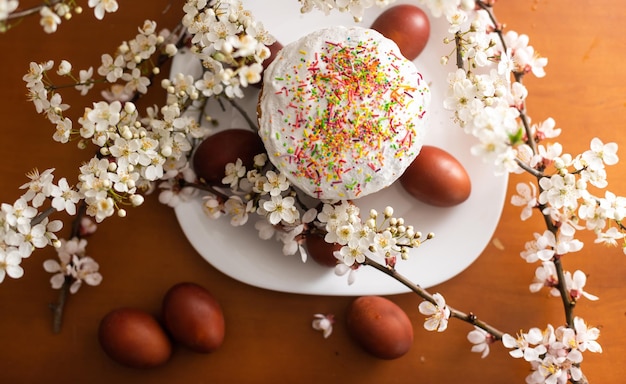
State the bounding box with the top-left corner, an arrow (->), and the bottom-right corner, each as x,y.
258,26 -> 430,200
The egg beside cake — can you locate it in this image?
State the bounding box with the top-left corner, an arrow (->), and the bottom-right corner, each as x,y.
258,26 -> 431,200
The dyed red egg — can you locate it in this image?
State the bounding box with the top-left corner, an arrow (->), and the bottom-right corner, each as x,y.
98,308 -> 172,369
305,233 -> 341,267
400,145 -> 471,207
192,129 -> 265,185
162,282 -> 225,353
346,296 -> 414,360
371,4 -> 431,61
265,41 -> 284,69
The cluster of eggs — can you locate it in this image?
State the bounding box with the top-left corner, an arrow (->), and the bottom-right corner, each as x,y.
98,282 -> 225,368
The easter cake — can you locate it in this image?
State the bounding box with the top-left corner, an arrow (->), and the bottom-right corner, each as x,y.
258,26 -> 431,200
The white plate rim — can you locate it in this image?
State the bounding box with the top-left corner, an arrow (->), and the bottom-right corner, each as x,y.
172,0 -> 509,296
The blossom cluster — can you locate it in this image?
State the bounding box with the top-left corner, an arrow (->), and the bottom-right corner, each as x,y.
297,0 -> 618,381
317,203 -> 430,283
198,154 -> 316,261
181,0 -> 276,99
0,186 -> 62,283
43,236 -> 102,294
298,0 -> 396,22
0,0 -> 119,33
4,0 -> 274,296
194,147 -> 432,280
502,318 -> 602,384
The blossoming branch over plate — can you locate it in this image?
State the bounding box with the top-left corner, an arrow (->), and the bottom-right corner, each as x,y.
173,0 -> 508,295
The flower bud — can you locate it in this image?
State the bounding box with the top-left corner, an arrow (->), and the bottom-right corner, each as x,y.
130,194 -> 144,206
118,41 -> 129,53
165,43 -> 178,56
161,146 -> 172,157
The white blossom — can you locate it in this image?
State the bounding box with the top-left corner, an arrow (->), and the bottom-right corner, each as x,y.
312,314 -> 334,338
50,178 -> 81,215
0,248 -> 24,282
467,327 -> 492,358
39,6 -> 61,33
418,293 -> 450,332
510,182 -> 537,221
0,0 -> 18,21
75,67 -> 95,95
224,196 -> 250,226
262,195 -> 297,225
502,328 -> 546,362
88,0 -> 119,20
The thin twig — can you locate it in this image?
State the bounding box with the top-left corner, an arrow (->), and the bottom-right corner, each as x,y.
363,257 -> 505,340
31,206 -> 56,226
49,202 -> 86,333
225,96 -> 258,132
5,1 -> 63,20
50,277 -> 71,334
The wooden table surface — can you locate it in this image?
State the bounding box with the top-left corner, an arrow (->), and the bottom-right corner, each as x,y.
1,1 -> 625,383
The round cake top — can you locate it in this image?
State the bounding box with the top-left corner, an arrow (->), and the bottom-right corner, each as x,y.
258,26 -> 430,200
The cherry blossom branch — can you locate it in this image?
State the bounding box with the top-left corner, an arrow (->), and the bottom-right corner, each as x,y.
363,256 -> 504,340
50,276 -> 71,333
224,96 -> 258,132
515,158 -> 543,178
553,256 -> 576,327
4,1 -> 63,20
181,180 -> 231,202
31,206 -> 56,226
49,202 -> 86,334
475,0 -> 577,331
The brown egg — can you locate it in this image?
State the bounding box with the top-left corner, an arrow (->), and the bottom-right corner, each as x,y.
346,296 -> 414,360
98,307 -> 172,369
264,41 -> 283,69
192,129 -> 265,185
400,145 -> 471,207
162,282 -> 225,353
371,4 -> 431,61
305,233 -> 341,267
